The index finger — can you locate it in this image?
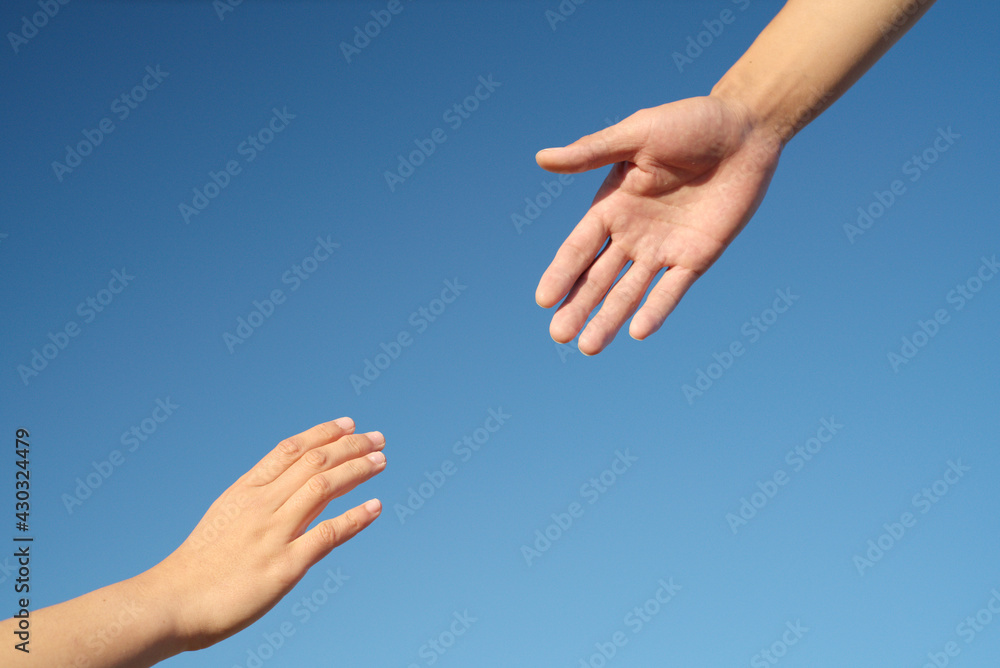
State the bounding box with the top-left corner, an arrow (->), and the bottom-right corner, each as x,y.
247,417 -> 356,486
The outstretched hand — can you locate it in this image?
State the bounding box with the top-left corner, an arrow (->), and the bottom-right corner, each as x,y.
148,417 -> 386,652
535,95 -> 783,355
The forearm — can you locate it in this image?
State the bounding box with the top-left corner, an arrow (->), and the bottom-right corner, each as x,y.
0,568 -> 184,668
712,0 -> 936,144
0,419 -> 384,666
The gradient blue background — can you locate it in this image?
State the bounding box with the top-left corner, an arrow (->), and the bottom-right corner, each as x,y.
2,1 -> 999,666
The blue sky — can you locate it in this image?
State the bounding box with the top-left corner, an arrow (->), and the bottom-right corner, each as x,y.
2,1 -> 999,666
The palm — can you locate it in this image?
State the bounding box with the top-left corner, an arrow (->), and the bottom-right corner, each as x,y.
536,95 -> 781,355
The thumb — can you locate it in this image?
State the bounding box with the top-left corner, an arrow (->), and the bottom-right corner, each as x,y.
535,112 -> 648,174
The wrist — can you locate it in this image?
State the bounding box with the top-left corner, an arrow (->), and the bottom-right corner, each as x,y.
128,566 -> 190,658
710,64 -> 827,152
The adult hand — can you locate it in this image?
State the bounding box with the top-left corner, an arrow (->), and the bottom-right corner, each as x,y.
535,95 -> 782,355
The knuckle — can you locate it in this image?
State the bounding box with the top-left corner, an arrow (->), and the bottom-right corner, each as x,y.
565,240 -> 592,266
619,282 -> 644,305
303,447 -> 328,469
247,460 -> 275,485
316,520 -> 341,547
313,421 -> 337,442
341,510 -> 363,536
277,435 -> 303,456
339,434 -> 366,458
346,458 -> 369,479
353,434 -> 373,454
683,265 -> 704,281
307,473 -> 332,497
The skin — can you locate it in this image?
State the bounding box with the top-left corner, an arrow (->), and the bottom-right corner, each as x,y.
0,417 -> 386,667
536,0 -> 938,355
0,1 -> 941,664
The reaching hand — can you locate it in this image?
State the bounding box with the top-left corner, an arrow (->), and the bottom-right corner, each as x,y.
535,95 -> 783,355
148,417 -> 386,651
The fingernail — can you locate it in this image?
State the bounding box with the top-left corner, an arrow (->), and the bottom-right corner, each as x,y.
334,416 -> 355,431
367,431 -> 385,448
364,498 -> 382,514
538,147 -> 560,153
367,451 -> 386,465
